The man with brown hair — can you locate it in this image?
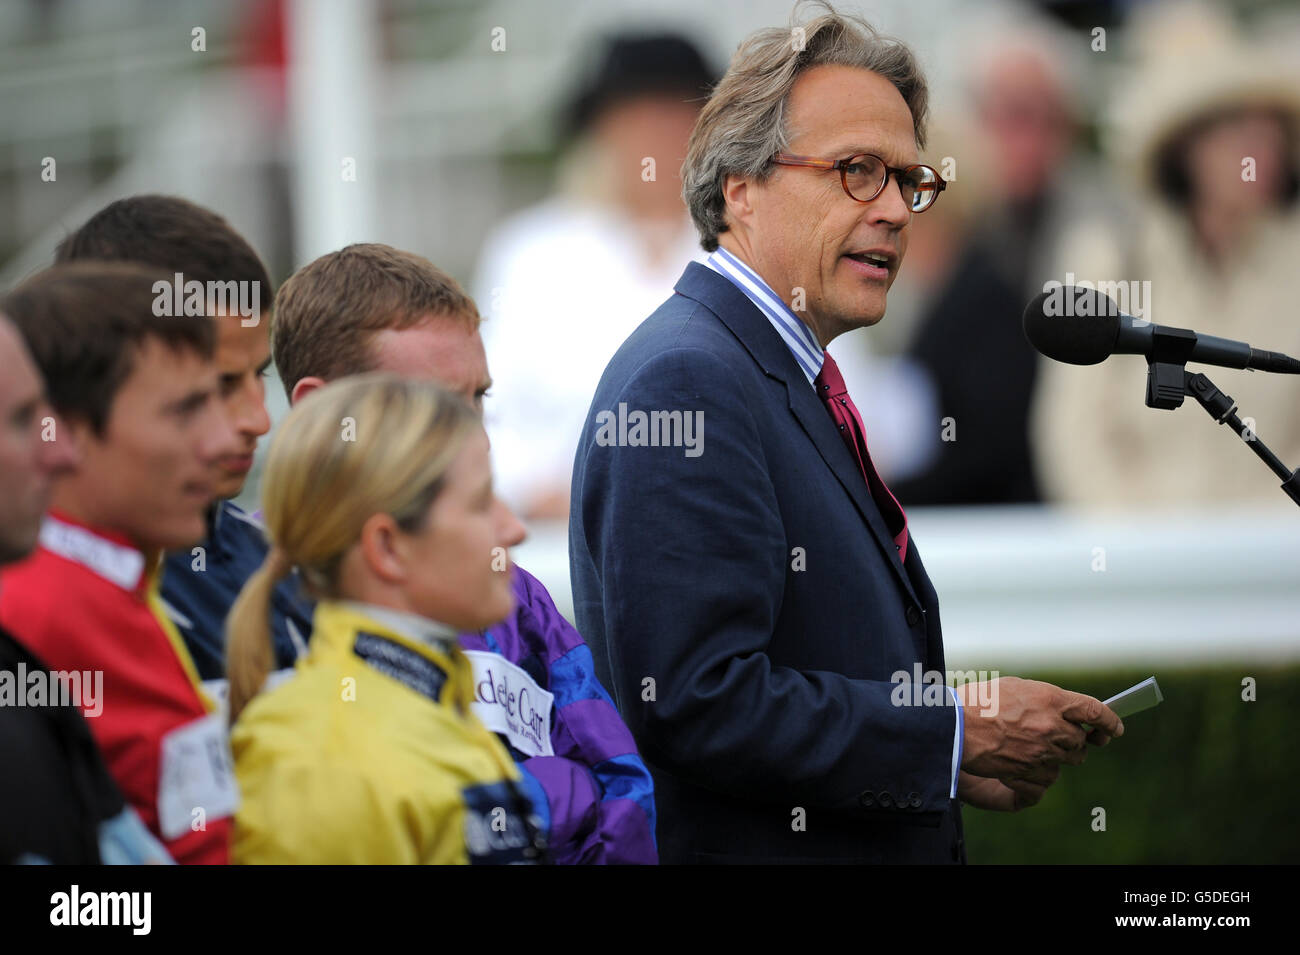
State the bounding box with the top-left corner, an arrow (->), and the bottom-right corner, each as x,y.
571,2 -> 1122,863
0,262 -> 240,864
55,195 -> 314,689
271,243 -> 657,864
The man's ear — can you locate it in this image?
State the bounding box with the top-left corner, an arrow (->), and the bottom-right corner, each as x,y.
59,415 -> 94,468
290,376 -> 327,407
721,172 -> 755,231
357,512 -> 408,585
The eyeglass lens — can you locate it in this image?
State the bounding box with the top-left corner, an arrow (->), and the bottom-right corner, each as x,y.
844,155 -> 938,211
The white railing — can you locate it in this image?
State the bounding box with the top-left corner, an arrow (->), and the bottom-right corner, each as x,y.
515,504 -> 1300,672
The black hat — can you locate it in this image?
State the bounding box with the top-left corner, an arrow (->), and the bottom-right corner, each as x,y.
563,32 -> 717,137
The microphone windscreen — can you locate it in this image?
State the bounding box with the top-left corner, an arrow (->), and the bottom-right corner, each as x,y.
1022,287 -> 1121,365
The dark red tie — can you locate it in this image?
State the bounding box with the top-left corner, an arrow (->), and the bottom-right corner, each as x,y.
814,351 -> 909,562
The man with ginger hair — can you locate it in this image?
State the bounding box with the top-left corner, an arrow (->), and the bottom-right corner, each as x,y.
269,242 -> 657,865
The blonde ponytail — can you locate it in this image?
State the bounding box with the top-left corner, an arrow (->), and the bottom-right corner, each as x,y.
224,374 -> 477,723
226,547 -> 292,723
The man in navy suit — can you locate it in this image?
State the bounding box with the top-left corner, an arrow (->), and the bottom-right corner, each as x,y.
569,5 -> 1123,864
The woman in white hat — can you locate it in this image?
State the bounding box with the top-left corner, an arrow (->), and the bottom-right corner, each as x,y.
1033,1 -> 1300,509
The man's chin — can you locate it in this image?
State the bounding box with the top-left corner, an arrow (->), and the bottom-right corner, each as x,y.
854,288 -> 889,324
0,531 -> 36,566
211,476 -> 247,502
151,516 -> 211,553
831,296 -> 887,331
0,504 -> 50,563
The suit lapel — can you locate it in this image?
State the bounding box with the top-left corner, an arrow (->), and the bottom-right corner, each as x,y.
673,264 -> 921,609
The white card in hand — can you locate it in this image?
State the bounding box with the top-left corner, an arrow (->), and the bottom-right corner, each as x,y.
1103,676 -> 1163,720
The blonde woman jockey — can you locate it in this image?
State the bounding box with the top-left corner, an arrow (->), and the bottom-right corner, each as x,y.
226,374 -> 547,864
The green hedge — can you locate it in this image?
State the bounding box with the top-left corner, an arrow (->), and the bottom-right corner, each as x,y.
961,665 -> 1299,864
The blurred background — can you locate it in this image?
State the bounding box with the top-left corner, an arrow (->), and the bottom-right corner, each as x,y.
2,0 -> 1298,862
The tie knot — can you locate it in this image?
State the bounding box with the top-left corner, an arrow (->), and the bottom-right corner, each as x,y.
814,350 -> 847,397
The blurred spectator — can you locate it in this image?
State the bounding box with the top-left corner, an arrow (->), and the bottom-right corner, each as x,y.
1032,1 -> 1300,509
0,263 -> 240,863
888,20 -> 1121,506
475,32 -> 715,520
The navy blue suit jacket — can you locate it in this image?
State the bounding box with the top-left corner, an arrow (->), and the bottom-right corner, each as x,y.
569,263 -> 967,864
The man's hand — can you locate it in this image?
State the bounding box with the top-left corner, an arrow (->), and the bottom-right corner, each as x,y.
955,676 -> 1124,786
957,771 -> 1049,812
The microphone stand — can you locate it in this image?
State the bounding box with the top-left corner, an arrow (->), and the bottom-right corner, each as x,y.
1144,329 -> 1300,507
1182,372 -> 1300,508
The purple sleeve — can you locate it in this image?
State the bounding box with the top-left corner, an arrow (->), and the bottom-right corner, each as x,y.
485,567 -> 658,865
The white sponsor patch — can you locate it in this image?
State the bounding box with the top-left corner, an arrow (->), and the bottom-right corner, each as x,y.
39,516 -> 144,590
157,713 -> 239,839
464,651 -> 555,757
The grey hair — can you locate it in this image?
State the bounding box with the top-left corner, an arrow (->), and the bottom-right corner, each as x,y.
682,1 -> 930,251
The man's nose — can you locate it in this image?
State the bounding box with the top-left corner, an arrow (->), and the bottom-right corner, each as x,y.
199,401 -> 243,463
237,384 -> 272,439
867,172 -> 913,226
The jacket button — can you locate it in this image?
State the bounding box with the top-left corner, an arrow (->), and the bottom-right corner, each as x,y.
908,792 -> 921,809
878,791 -> 893,808
858,790 -> 876,808
905,605 -> 921,626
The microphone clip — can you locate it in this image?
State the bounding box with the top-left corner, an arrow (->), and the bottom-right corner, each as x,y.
1143,326 -> 1198,411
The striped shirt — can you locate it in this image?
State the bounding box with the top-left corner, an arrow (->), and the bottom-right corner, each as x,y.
705,247 -> 824,387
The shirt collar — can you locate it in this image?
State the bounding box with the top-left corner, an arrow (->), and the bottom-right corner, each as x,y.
206,501 -> 266,559
337,600 -> 460,652
704,247 -> 825,387
39,511 -> 151,594
204,503 -> 225,557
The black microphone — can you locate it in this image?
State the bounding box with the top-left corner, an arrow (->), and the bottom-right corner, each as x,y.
1022,286 -> 1300,374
